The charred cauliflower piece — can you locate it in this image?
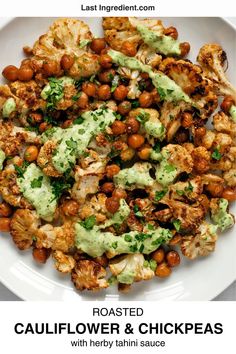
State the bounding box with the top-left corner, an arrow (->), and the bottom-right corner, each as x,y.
53,250 -> 76,273
71,260 -> 108,291
197,44 -> 236,100
213,111 -> 236,136
210,198 -> 235,231
37,140 -> 62,177
168,176 -> 203,202
10,209 -> 40,250
223,168 -> 236,187
181,222 -> 218,259
78,193 -> 108,223
71,175 -> 100,205
109,253 -> 155,284
191,146 -> 211,174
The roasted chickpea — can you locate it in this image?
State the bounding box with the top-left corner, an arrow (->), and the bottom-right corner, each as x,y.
60,54 -> 75,70
106,164 -> 120,179
32,248 -> 49,264
90,38 -> 106,54
43,60 -> 60,76
139,91 -> 153,108
2,65 -> 19,81
121,41 -> 137,57
17,66 -> 34,81
113,85 -> 128,101
0,202 -> 13,217
180,42 -> 190,57
118,283 -> 131,292
181,112 -> 193,128
39,122 -> 52,132
126,117 -> 140,134
150,88 -> 161,103
62,119 -> 73,129
205,182 -> 224,197
137,146 -> 151,160
164,26 -> 178,40
82,82 -> 97,97
111,120 -> 126,135
0,218 -> 11,232
99,54 -> 112,69
169,234 -> 182,246
120,147 -> 135,161
101,182 -> 115,194
62,200 -> 80,216
77,92 -> 89,108
175,129 -> 189,144
98,69 -> 115,83
105,197 -> 120,213
127,134 -> 145,149
29,112 -> 43,124
117,101 -> 132,116
166,250 -> 180,267
222,187 -> 236,201
94,255 -> 108,268
24,145 -> 39,162
97,85 -> 111,100
112,188 -> 127,200
221,96 -> 235,113
152,248 -> 165,264
140,73 -> 149,80
155,262 -> 172,278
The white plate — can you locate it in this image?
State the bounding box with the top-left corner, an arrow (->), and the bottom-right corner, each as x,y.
0,17 -> 236,301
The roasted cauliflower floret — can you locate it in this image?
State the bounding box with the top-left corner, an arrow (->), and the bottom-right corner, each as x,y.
213,111 -> 236,136
109,253 -> 155,284
0,121 -> 25,156
76,150 -> 107,176
168,176 -> 203,202
210,198 -> 235,231
71,175 -> 100,204
223,168 -> 236,187
181,221 -> 218,259
135,43 -> 162,68
37,140 -> 62,177
191,146 -> 211,174
10,209 -> 40,250
71,260 -> 108,291
78,193 -> 108,223
53,250 -> 76,273
197,44 -> 236,100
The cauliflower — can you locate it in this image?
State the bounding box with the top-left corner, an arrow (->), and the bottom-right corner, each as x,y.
168,176 -> 203,202
0,121 -> 25,156
78,193 -> 108,223
37,140 -> 62,177
53,250 -> 76,273
213,111 -> 236,136
201,173 -> 224,185
76,150 -> 107,176
197,44 -> 236,100
10,209 -> 40,250
109,253 -> 155,284
191,146 -> 211,174
135,43 -> 162,68
71,175 -> 100,204
210,198 -> 235,231
181,221 -> 218,259
223,168 -> 236,187
71,260 -> 108,291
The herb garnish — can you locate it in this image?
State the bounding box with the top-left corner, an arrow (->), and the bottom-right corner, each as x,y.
211,147 -> 222,160
31,176 -> 43,188
80,215 -> 96,230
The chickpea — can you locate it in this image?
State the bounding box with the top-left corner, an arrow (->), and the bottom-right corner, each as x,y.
90,38 -> 106,54
99,54 -> 112,69
166,250 -> 180,267
105,197 -> 120,214
29,112 -> 43,124
169,234 -> 182,246
221,96 -> 235,113
199,194 -> 210,214
0,218 -> 11,232
137,146 -> 151,160
113,85 -> 128,101
97,85 -> 111,100
181,112 -> 193,128
140,73 -> 149,80
117,101 -> 132,116
43,60 -> 60,76
180,42 -> 190,57
139,91 -> 153,108
128,134 -> 145,149
62,200 -> 80,216
62,119 -> 73,129
112,188 -> 127,200
17,66 -> 34,81
94,255 -> 108,268
206,182 -> 224,197
106,164 -> 120,179
121,41 -> 137,57
39,122 -> 52,132
152,248 -> 165,264
164,26 -> 178,40
126,117 -> 140,134
60,54 -> 75,70
0,202 -> 13,217
101,182 -> 115,194
175,129 -> 189,144
2,65 -> 19,81
118,283 -> 131,292
32,248 -> 49,264
98,69 -> 115,83
150,88 -> 161,103
121,147 -> 135,161
111,120 -> 126,135
155,262 -> 172,278
222,187 -> 236,202
81,82 -> 97,97
24,145 -> 39,162
77,92 -> 89,108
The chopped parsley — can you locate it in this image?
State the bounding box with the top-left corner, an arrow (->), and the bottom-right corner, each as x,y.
164,164 -> 176,173
72,93 -> 81,102
129,243 -> 138,252
51,178 -> 72,200
147,223 -> 155,231
66,138 -> 77,150
133,205 -> 143,218
136,111 -> 150,125
139,244 -> 144,253
153,142 -> 161,153
44,77 -> 64,110
112,241 -> 118,249
211,147 -> 222,160
176,189 -> 184,196
14,161 -> 30,178
131,100 -> 140,108
135,233 -> 151,242
80,215 -> 96,230
155,189 -> 167,202
30,176 -> 43,188
144,259 -> 157,271
173,219 -> 181,231
73,116 -> 84,125
185,181 -> 194,193
157,87 -> 166,100
124,234 -> 132,242
79,39 -> 91,48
